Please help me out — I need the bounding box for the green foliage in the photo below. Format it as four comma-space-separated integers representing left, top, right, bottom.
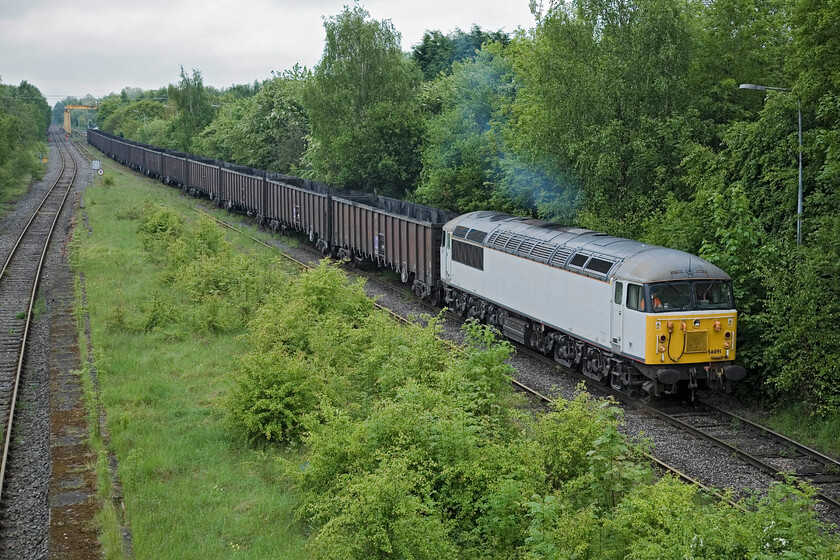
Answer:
302, 5, 423, 197
100, 99, 167, 139
412, 25, 511, 80
505, 0, 697, 238
168, 66, 215, 152
308, 458, 457, 560
414, 45, 530, 215
136, 203, 184, 261
760, 214, 840, 415
0, 80, 49, 195
194, 67, 310, 173
225, 350, 322, 445
136, 203, 278, 333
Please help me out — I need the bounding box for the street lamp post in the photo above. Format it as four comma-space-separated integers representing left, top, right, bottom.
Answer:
739, 83, 803, 245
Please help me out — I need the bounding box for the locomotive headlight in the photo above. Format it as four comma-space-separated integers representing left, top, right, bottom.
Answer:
714, 320, 721, 331
693, 319, 700, 329
658, 334, 667, 343
724, 331, 732, 339
658, 344, 666, 353
724, 341, 731, 349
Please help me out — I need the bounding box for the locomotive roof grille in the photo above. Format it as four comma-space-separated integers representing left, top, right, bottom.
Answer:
569, 253, 589, 268
453, 225, 469, 239
518, 239, 538, 257
466, 229, 489, 243
550, 248, 572, 268
507, 234, 528, 252
530, 242, 556, 262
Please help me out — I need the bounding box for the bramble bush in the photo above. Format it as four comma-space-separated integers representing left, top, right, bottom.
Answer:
135, 203, 280, 333
225, 254, 840, 559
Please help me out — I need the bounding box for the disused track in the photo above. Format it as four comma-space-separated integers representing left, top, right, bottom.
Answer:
0, 131, 77, 505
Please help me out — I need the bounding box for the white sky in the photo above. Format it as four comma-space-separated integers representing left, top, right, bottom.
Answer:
0, 0, 536, 102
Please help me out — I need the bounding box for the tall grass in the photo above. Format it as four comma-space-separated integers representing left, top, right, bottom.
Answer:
74, 165, 309, 559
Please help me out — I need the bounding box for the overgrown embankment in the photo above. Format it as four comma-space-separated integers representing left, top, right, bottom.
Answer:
76, 166, 839, 559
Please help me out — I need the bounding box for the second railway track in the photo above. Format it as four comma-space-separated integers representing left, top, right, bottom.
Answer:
0, 130, 77, 505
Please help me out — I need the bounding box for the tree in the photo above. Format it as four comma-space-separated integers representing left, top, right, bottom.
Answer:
101, 99, 167, 139
168, 67, 214, 152
302, 5, 423, 197
0, 79, 48, 194
505, 0, 696, 237
687, 0, 791, 145
414, 45, 529, 215
195, 68, 310, 173
412, 25, 510, 81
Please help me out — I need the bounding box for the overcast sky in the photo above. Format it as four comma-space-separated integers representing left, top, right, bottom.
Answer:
0, 0, 536, 103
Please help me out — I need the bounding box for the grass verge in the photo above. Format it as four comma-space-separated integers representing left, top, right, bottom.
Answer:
759, 403, 840, 459
73, 160, 310, 559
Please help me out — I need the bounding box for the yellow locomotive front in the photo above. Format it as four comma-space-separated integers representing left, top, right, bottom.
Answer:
638, 280, 745, 393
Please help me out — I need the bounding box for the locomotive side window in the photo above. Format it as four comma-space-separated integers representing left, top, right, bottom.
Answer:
614, 282, 623, 305
627, 284, 644, 311
452, 240, 484, 270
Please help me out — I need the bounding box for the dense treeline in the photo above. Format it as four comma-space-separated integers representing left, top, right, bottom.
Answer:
0, 79, 50, 197
87, 0, 840, 416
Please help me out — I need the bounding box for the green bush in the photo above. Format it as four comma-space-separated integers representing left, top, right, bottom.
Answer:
137, 203, 184, 262
225, 350, 322, 445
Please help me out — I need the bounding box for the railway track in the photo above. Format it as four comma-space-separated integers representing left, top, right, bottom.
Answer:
78, 136, 840, 519
0, 131, 76, 505
642, 399, 840, 511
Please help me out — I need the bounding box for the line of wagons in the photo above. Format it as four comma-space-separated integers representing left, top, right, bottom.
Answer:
86, 129, 454, 302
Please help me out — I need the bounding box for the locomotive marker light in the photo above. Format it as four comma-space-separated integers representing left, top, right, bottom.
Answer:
739, 83, 803, 244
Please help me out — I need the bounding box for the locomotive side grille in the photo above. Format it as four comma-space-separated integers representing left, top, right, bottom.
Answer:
491, 232, 512, 250
685, 331, 708, 353
504, 234, 527, 252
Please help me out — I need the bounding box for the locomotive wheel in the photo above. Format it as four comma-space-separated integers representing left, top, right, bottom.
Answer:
553, 336, 575, 369
431, 288, 442, 307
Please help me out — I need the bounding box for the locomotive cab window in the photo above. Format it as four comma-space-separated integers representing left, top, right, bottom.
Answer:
627, 284, 644, 311
694, 281, 734, 310
647, 281, 733, 312
614, 282, 623, 305
649, 282, 691, 312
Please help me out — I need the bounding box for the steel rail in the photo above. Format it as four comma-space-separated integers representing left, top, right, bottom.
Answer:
0, 131, 77, 503
636, 400, 840, 512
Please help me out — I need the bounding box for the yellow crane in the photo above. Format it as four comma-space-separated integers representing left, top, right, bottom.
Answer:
63, 104, 98, 134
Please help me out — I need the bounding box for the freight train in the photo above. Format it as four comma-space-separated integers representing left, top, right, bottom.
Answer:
86, 129, 745, 397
